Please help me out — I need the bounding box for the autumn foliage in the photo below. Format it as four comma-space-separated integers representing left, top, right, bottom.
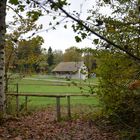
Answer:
128, 80, 140, 90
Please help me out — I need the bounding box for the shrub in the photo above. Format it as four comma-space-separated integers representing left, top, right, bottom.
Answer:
96, 51, 140, 138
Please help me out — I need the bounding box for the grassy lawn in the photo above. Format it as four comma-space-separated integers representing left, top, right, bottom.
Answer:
18, 96, 99, 108
7, 75, 99, 112
25, 74, 99, 84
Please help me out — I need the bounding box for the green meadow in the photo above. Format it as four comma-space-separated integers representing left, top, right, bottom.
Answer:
7, 75, 99, 111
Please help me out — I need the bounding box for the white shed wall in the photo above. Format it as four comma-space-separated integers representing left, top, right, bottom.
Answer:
53, 64, 88, 80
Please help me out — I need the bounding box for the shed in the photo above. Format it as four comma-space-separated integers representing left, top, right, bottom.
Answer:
52, 61, 88, 80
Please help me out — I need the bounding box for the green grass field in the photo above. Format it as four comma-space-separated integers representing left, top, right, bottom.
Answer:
7, 75, 99, 112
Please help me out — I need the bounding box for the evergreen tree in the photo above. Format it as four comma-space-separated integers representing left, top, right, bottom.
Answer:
47, 47, 54, 67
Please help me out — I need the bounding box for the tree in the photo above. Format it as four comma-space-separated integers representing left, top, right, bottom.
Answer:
65, 0, 140, 137
5, 35, 17, 92
4, 14, 43, 93
47, 47, 54, 73
37, 52, 48, 74
96, 51, 140, 136
63, 47, 82, 62
87, 0, 140, 57
17, 36, 44, 74
0, 0, 44, 117
82, 48, 97, 76
47, 47, 54, 67
53, 49, 63, 65
0, 0, 7, 118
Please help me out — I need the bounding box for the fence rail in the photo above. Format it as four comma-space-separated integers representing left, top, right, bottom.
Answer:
8, 83, 98, 86
6, 93, 96, 121
7, 82, 97, 121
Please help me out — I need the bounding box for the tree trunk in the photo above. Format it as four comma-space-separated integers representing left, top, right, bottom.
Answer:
0, 0, 7, 118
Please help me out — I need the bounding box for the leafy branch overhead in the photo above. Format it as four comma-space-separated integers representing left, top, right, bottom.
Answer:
7, 0, 140, 61
9, 0, 19, 5
8, 0, 140, 61
47, 0, 140, 61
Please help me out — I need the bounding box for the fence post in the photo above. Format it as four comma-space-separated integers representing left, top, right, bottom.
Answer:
25, 96, 28, 112
16, 83, 19, 93
67, 96, 71, 119
56, 97, 61, 121
16, 83, 19, 116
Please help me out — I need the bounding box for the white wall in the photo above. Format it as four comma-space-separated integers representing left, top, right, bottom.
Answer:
54, 64, 88, 80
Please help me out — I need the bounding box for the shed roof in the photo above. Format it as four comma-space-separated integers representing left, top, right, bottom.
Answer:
52, 62, 84, 72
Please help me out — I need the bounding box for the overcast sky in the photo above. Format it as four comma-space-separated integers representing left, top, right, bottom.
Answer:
36, 0, 95, 52
6, 0, 109, 52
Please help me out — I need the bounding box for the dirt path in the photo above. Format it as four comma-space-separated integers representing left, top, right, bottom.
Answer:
0, 108, 118, 140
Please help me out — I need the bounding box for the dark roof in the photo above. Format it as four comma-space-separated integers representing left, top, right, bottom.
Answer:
52, 62, 84, 72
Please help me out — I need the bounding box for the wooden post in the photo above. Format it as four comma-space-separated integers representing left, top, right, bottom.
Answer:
16, 83, 19, 93
67, 96, 71, 119
16, 95, 19, 116
25, 96, 28, 112
56, 97, 61, 121
16, 83, 19, 116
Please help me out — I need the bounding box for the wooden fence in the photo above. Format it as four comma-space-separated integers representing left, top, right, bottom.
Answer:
6, 93, 95, 121
7, 83, 97, 121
